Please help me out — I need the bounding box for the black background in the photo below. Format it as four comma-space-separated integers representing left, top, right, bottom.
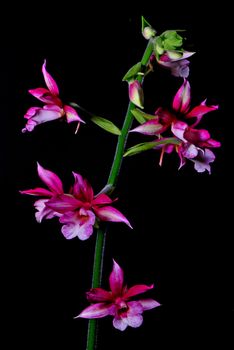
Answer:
2, 2, 232, 349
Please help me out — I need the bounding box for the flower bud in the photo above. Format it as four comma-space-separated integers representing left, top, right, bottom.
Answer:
143, 26, 156, 40
128, 81, 144, 109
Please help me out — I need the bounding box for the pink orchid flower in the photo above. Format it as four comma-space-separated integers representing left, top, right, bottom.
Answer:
22, 60, 84, 133
132, 79, 219, 135
131, 79, 220, 173
76, 260, 160, 331
20, 164, 131, 240
46, 173, 132, 240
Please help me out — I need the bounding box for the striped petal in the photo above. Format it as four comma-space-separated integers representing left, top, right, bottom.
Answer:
37, 163, 64, 194
186, 99, 219, 126
86, 288, 113, 302
28, 88, 61, 105
93, 206, 132, 228
109, 260, 124, 296
46, 194, 83, 213
42, 60, 59, 96
123, 284, 154, 299
20, 187, 53, 197
139, 298, 161, 310
172, 79, 191, 113
131, 119, 164, 135
72, 172, 94, 203
92, 193, 113, 206
75, 303, 115, 319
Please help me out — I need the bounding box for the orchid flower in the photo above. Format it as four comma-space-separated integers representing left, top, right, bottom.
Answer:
131, 79, 220, 173
22, 60, 84, 133
46, 172, 132, 240
76, 260, 160, 331
20, 164, 132, 240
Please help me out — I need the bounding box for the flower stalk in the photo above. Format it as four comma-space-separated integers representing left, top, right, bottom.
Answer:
86, 40, 154, 350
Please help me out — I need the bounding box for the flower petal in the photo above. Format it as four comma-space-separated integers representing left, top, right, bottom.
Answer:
191, 149, 215, 174
127, 301, 144, 314
42, 60, 59, 96
183, 127, 210, 145
109, 260, 124, 296
186, 99, 219, 126
123, 284, 154, 300
37, 163, 64, 194
126, 314, 143, 328
22, 106, 63, 132
199, 138, 221, 148
171, 121, 188, 141
138, 298, 161, 310
94, 206, 132, 228
60, 209, 95, 240
28, 88, 61, 105
24, 107, 41, 119
158, 52, 193, 78
128, 81, 144, 109
181, 143, 198, 159
64, 105, 85, 123
130, 119, 164, 135
166, 50, 195, 61
46, 194, 83, 213
34, 199, 61, 223
72, 172, 94, 202
172, 79, 191, 113
20, 187, 53, 197
86, 288, 113, 302
178, 145, 186, 170
168, 60, 190, 78
75, 303, 115, 319
113, 316, 128, 331
92, 193, 113, 206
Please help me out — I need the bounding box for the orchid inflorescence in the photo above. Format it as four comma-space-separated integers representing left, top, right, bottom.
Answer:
20, 17, 220, 348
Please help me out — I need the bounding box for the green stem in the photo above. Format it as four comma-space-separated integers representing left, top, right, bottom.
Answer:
86, 228, 106, 350
108, 40, 153, 187
86, 39, 154, 350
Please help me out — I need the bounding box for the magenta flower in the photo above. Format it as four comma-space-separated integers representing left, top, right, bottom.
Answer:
76, 260, 160, 331
131, 79, 220, 173
20, 164, 132, 240
22, 60, 84, 133
46, 172, 132, 240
